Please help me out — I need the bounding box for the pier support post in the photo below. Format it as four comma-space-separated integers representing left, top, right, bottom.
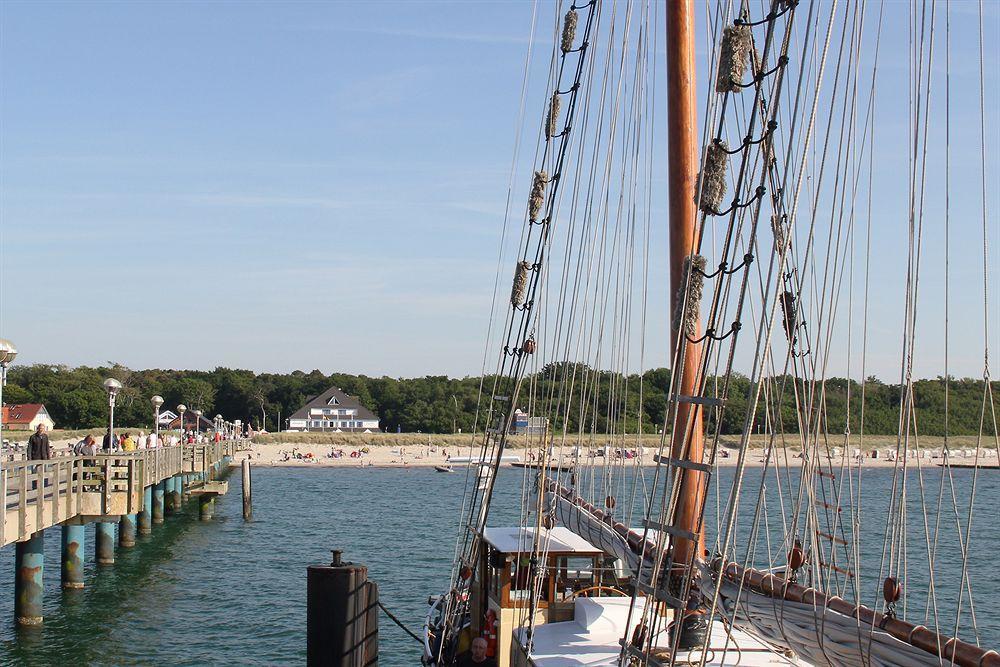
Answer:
138, 486, 152, 535
95, 522, 115, 566
242, 458, 252, 521
199, 495, 214, 521
15, 531, 44, 625
307, 550, 379, 666
119, 514, 136, 548
163, 477, 176, 516
61, 525, 85, 589
152, 481, 165, 524
173, 474, 184, 507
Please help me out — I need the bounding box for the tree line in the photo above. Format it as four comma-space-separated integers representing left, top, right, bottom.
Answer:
2, 363, 996, 436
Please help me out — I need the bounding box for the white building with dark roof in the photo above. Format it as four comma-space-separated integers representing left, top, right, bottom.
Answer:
287, 387, 380, 433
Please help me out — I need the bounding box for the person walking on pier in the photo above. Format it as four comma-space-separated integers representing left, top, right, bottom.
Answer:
74, 435, 97, 479
27, 424, 51, 460
72, 435, 96, 456
122, 432, 136, 451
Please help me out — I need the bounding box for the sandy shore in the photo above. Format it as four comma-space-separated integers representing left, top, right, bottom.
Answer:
7, 433, 996, 470
224, 442, 999, 470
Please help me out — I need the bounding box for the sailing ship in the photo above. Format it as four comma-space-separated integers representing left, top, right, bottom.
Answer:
424, 0, 999, 665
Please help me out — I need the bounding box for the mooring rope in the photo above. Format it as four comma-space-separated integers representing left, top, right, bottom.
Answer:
377, 600, 423, 645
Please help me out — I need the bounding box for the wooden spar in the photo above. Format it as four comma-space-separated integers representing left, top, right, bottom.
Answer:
666, 0, 706, 571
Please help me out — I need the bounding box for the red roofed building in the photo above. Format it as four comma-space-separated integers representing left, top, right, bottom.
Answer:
1, 404, 55, 431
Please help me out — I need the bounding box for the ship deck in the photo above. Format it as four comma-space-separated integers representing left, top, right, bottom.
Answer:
521, 597, 800, 666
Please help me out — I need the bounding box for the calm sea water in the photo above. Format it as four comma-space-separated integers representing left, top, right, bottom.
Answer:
0, 465, 996, 666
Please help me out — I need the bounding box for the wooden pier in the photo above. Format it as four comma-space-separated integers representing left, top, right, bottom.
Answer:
1, 441, 244, 625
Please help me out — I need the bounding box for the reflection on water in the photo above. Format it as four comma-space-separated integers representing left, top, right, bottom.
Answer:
0, 465, 995, 665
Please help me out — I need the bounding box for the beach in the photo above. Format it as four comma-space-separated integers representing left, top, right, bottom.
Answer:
227, 439, 999, 470
7, 431, 996, 470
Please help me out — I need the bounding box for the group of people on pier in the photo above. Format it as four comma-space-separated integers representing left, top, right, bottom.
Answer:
20, 423, 226, 462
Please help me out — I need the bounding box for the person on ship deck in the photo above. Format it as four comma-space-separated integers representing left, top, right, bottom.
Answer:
455, 637, 496, 667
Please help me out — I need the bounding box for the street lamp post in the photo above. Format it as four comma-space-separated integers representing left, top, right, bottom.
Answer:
151, 395, 164, 446
177, 404, 187, 443
103, 379, 122, 451
193, 409, 203, 439
99, 378, 123, 561
0, 339, 18, 453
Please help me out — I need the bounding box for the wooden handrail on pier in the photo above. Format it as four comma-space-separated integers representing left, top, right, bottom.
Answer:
1, 441, 237, 548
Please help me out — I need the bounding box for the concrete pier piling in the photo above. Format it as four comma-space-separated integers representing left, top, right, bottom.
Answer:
242, 458, 253, 521
173, 474, 184, 508
15, 532, 44, 626
199, 496, 214, 521
152, 481, 165, 524
61, 525, 85, 589
164, 477, 176, 516
138, 486, 153, 536
95, 522, 115, 566
119, 514, 136, 548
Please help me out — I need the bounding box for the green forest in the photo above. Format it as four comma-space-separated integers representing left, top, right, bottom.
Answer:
2, 363, 997, 436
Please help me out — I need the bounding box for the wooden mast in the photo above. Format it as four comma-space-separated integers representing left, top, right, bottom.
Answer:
666, 0, 706, 584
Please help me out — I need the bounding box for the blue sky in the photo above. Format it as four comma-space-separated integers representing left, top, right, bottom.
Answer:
0, 1, 997, 381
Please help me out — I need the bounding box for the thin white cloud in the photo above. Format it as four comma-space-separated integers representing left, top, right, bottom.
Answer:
293, 23, 537, 46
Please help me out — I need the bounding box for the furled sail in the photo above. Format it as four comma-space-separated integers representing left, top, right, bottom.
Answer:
545, 478, 654, 577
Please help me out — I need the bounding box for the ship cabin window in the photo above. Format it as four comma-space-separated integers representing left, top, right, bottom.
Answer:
480, 527, 603, 610
554, 556, 597, 599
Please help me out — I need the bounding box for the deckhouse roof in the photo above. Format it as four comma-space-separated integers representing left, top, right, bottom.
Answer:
483, 527, 602, 556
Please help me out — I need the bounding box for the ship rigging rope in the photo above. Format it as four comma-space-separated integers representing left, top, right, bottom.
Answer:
952, 0, 996, 650
628, 0, 808, 656
701, 1, 853, 664
440, 1, 604, 659
712, 2, 993, 665
873, 0, 939, 646
518, 0, 631, 648
454, 0, 998, 665
735, 6, 880, 657
715, 4, 877, 665
626, 0, 811, 660
451, 0, 542, 581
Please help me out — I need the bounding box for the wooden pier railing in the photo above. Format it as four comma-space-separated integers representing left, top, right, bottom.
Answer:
1, 441, 237, 548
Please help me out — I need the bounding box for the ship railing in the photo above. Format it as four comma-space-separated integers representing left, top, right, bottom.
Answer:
422, 592, 446, 664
